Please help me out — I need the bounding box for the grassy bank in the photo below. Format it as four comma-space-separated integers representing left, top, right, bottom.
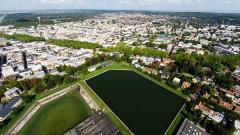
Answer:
82, 62, 186, 99
80, 81, 133, 135
80, 62, 186, 135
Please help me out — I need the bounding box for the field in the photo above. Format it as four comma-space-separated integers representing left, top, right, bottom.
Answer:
17, 91, 92, 135
86, 70, 185, 135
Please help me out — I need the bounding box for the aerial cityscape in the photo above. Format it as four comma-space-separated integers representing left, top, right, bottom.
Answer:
0, 0, 240, 135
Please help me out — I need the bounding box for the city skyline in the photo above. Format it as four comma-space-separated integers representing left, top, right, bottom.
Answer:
0, 0, 240, 13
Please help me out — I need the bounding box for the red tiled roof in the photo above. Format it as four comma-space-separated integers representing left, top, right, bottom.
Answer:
235, 105, 240, 112
219, 100, 233, 110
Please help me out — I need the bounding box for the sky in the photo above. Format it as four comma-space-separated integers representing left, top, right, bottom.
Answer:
0, 0, 240, 13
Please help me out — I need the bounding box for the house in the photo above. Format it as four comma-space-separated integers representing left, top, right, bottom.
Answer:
209, 111, 224, 123
134, 64, 141, 69
235, 105, 240, 113
189, 94, 197, 100
31, 64, 43, 73
173, 77, 181, 85
88, 65, 98, 72
203, 92, 210, 99
226, 91, 235, 100
192, 76, 201, 83
143, 67, 153, 74
32, 71, 45, 79
3, 87, 22, 100
0, 97, 21, 121
219, 99, 233, 110
182, 81, 191, 89
195, 102, 210, 115
234, 120, 240, 129
87, 61, 113, 72
1, 66, 18, 78
233, 85, 240, 96
195, 102, 224, 123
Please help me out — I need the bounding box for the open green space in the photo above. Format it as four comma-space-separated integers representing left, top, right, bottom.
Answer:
0, 82, 78, 135
17, 91, 92, 135
3, 62, 185, 135
86, 70, 185, 135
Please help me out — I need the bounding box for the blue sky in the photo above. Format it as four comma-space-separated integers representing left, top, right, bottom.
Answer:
0, 0, 240, 12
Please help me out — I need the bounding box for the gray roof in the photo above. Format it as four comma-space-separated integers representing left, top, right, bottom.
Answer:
65, 111, 121, 135
4, 87, 20, 96
0, 97, 20, 119
177, 119, 209, 135
99, 61, 113, 67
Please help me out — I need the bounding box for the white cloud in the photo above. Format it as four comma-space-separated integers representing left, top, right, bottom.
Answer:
35, 0, 85, 5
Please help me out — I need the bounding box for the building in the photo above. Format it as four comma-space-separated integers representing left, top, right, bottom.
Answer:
234, 120, 240, 129
37, 17, 41, 26
3, 87, 22, 100
182, 81, 191, 89
195, 102, 224, 123
22, 52, 28, 70
0, 97, 21, 121
192, 76, 201, 83
173, 77, 181, 85
1, 66, 17, 78
219, 99, 233, 110
87, 65, 98, 72
235, 105, 240, 113
65, 111, 121, 135
176, 119, 209, 135
87, 61, 113, 72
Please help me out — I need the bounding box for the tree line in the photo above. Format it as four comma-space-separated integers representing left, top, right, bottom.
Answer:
47, 39, 100, 49
0, 33, 45, 43
0, 33, 100, 49
101, 45, 169, 58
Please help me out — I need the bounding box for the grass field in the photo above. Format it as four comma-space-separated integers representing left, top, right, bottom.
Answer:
0, 82, 78, 135
17, 91, 92, 135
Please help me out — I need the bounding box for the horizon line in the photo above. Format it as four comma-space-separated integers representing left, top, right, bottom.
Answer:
0, 8, 240, 14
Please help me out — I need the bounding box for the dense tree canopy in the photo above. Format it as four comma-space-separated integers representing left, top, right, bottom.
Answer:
0, 33, 45, 42
48, 39, 100, 49
101, 45, 169, 58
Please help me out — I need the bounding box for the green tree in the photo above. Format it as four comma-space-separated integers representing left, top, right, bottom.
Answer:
0, 86, 6, 97
21, 93, 36, 103
63, 76, 76, 85
33, 80, 47, 93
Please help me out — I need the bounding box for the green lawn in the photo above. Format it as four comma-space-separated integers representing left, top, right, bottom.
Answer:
17, 91, 92, 135
0, 82, 78, 135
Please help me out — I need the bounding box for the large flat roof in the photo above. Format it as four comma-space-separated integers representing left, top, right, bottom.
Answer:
176, 119, 209, 135
65, 111, 121, 135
